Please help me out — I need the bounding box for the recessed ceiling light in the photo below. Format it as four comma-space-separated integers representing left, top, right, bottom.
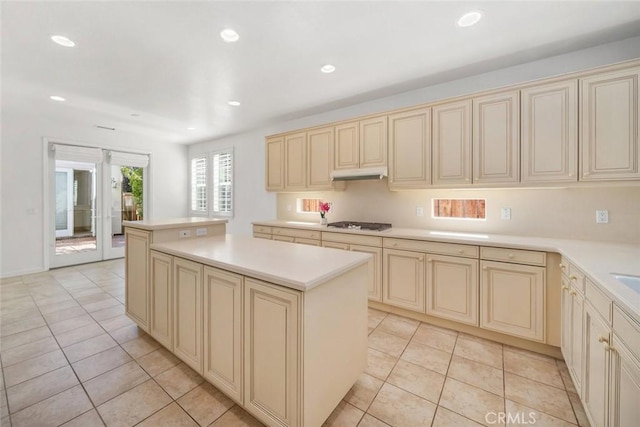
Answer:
187, 127, 196, 130
227, 100, 241, 107
51, 35, 75, 47
49, 95, 66, 102
457, 11, 483, 27
320, 64, 336, 74
220, 29, 239, 43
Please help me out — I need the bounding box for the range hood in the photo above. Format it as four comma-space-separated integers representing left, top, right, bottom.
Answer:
330, 166, 388, 181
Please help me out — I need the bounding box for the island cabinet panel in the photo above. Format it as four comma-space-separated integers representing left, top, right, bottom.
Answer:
307, 126, 334, 190
244, 278, 300, 427
580, 67, 640, 181
125, 228, 150, 331
582, 303, 611, 427
265, 136, 285, 191
480, 261, 545, 342
173, 257, 203, 374
472, 91, 520, 184
284, 132, 307, 190
383, 248, 425, 312
149, 251, 173, 350
388, 107, 431, 189
521, 80, 578, 183
203, 267, 243, 404
334, 121, 359, 170
360, 116, 387, 168
432, 99, 472, 186
426, 254, 478, 326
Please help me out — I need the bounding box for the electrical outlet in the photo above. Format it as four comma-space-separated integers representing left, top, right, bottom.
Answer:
416, 207, 424, 217
196, 228, 207, 236
596, 210, 609, 224
179, 229, 191, 238
501, 207, 511, 220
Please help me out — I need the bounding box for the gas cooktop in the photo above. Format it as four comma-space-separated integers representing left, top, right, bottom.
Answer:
326, 221, 392, 231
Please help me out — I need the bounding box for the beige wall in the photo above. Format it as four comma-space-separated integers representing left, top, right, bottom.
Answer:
277, 181, 640, 244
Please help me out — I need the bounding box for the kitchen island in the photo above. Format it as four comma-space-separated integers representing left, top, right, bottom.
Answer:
128, 232, 372, 427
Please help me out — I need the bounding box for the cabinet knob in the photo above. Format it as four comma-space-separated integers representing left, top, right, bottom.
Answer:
483, 266, 487, 271
559, 263, 567, 270
418, 256, 424, 262
569, 275, 578, 282
569, 172, 574, 177
458, 249, 464, 254
427, 258, 432, 263
569, 290, 577, 296
561, 285, 569, 292
392, 243, 397, 247
508, 254, 514, 259
598, 336, 612, 351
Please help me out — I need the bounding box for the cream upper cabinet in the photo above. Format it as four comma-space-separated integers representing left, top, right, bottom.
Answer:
307, 127, 334, 190
582, 302, 611, 427
125, 228, 150, 332
480, 260, 545, 342
149, 251, 173, 350
360, 116, 387, 167
284, 132, 307, 190
426, 254, 478, 326
173, 257, 203, 374
203, 267, 243, 404
265, 136, 285, 191
244, 278, 300, 427
388, 107, 431, 189
580, 68, 640, 181
383, 248, 425, 312
432, 100, 472, 186
473, 91, 520, 184
521, 80, 578, 183
334, 121, 359, 170
351, 244, 382, 302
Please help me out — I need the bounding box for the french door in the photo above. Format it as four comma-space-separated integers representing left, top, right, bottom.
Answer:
48, 142, 148, 268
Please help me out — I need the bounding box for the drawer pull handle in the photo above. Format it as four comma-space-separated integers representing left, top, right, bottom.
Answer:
559, 263, 567, 269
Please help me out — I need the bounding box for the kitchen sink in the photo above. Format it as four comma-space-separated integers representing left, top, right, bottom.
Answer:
611, 273, 640, 294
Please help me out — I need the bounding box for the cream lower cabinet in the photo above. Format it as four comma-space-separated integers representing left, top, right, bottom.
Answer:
480, 261, 545, 342
383, 248, 425, 312
173, 257, 203, 374
244, 278, 300, 427
125, 228, 151, 331
582, 302, 611, 427
203, 267, 243, 404
351, 245, 382, 302
560, 267, 585, 392
149, 251, 173, 350
426, 254, 478, 326
609, 333, 640, 427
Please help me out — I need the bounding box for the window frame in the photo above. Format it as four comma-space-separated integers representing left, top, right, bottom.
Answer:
189, 148, 234, 218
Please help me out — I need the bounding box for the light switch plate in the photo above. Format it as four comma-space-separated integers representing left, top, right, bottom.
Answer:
501, 207, 511, 220
596, 210, 609, 223
196, 228, 207, 236
416, 207, 424, 217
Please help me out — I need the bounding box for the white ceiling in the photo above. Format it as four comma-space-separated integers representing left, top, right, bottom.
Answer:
3, 1, 640, 145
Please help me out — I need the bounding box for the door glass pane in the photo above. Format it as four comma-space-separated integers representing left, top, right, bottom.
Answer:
55, 160, 97, 256
112, 166, 143, 249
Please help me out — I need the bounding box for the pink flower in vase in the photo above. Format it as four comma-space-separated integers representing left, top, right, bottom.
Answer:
319, 202, 331, 219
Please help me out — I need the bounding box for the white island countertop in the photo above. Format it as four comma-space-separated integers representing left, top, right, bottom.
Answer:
150, 234, 372, 292
253, 220, 640, 321
123, 217, 227, 231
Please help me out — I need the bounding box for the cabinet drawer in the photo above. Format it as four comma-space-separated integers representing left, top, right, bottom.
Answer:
253, 233, 272, 240
585, 279, 612, 325
321, 232, 382, 247
273, 235, 295, 243
272, 227, 320, 240
480, 247, 546, 266
253, 225, 272, 234
383, 238, 479, 258
294, 238, 321, 247
613, 304, 640, 360
322, 241, 350, 250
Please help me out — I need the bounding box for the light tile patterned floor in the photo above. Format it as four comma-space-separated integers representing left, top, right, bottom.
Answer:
0, 259, 590, 426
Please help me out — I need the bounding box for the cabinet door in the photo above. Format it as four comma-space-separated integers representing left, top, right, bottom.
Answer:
609, 334, 640, 427
480, 261, 545, 341
244, 279, 300, 427
149, 251, 173, 350
383, 248, 425, 312
426, 254, 478, 326
473, 91, 520, 184
351, 244, 383, 303
173, 257, 203, 373
265, 136, 285, 191
388, 108, 431, 189
203, 267, 243, 403
560, 276, 572, 363
582, 303, 611, 427
432, 100, 472, 186
284, 132, 307, 190
360, 116, 387, 167
580, 68, 640, 180
307, 127, 334, 190
522, 80, 578, 182
569, 286, 584, 392
334, 121, 359, 170
125, 228, 150, 331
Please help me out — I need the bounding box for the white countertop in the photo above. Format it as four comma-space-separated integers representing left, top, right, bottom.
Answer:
150, 234, 371, 292
253, 220, 640, 321
123, 217, 228, 231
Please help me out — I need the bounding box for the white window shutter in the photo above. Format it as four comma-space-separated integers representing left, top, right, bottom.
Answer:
191, 156, 208, 212
51, 144, 103, 163
108, 151, 149, 167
